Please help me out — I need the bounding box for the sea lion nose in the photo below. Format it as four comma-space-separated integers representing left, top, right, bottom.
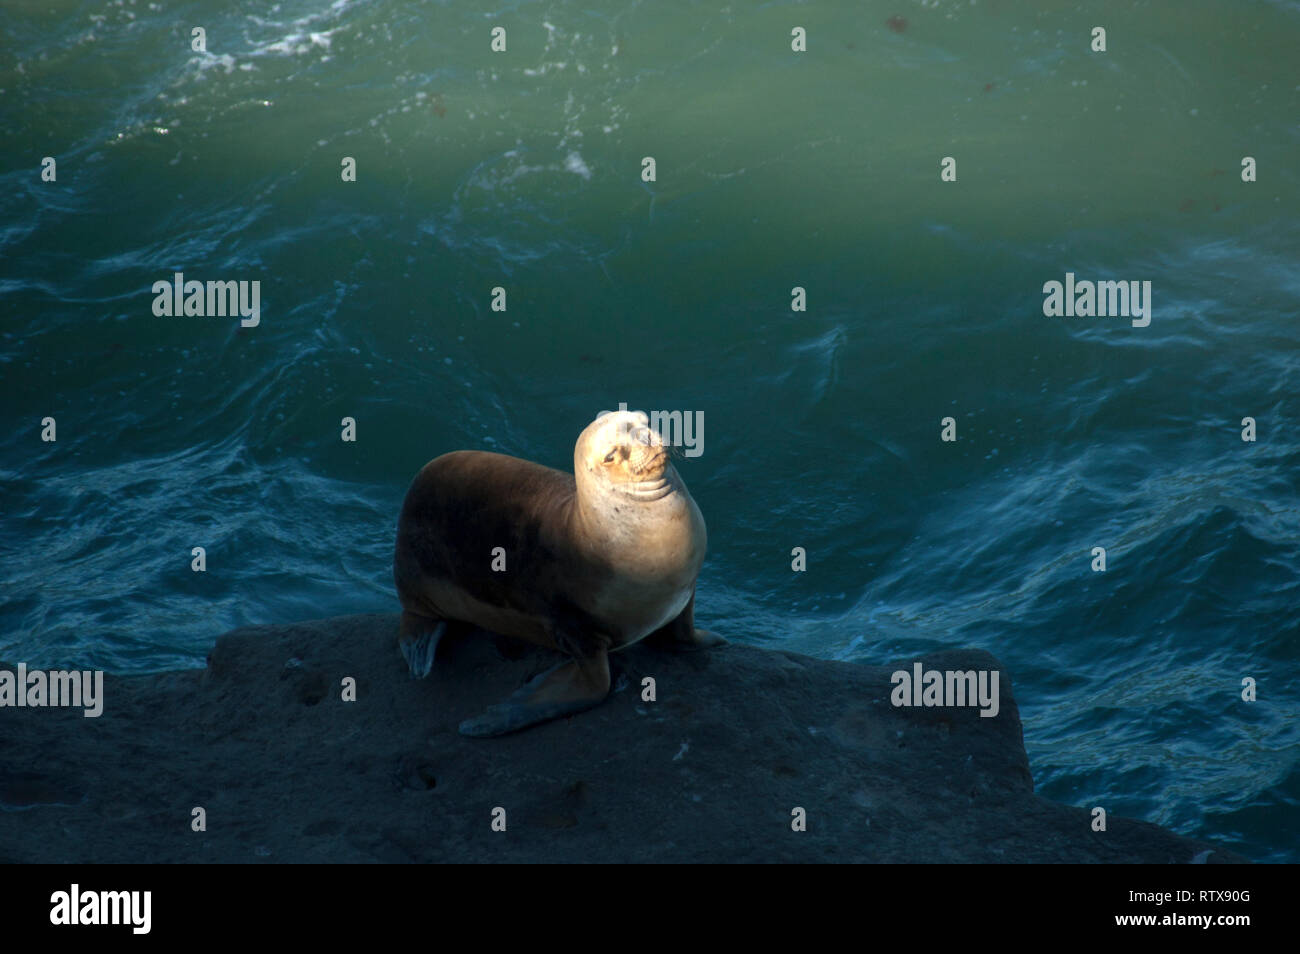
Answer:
635, 427, 654, 446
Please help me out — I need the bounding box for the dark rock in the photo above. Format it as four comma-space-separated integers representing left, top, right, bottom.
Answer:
0, 614, 1248, 862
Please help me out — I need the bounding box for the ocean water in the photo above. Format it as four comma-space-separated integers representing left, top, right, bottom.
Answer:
2, 0, 1297, 862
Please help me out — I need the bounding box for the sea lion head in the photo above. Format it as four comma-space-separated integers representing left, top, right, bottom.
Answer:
575, 409, 674, 502
572, 409, 706, 585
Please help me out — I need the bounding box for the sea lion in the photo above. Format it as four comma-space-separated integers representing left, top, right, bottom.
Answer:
393, 409, 725, 737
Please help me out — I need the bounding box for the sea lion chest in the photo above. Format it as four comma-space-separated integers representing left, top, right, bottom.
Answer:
573, 490, 706, 647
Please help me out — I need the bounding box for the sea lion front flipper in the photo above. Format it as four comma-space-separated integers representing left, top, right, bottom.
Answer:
645, 594, 728, 652
399, 613, 447, 679
689, 628, 728, 648
459, 651, 611, 738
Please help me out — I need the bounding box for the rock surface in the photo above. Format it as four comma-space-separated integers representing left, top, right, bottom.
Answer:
0, 614, 1246, 862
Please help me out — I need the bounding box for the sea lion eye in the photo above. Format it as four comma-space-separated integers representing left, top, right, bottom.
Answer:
604, 450, 617, 463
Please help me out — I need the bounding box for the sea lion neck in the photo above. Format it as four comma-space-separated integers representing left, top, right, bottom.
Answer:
573, 462, 686, 529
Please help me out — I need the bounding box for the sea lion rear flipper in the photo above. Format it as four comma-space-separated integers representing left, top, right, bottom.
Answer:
399, 614, 446, 679
459, 652, 611, 737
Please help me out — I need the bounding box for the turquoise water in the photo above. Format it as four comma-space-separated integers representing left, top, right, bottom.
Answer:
2, 0, 1297, 862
